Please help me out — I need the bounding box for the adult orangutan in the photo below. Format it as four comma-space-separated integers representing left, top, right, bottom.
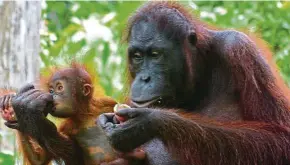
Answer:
0, 64, 118, 165
97, 2, 290, 165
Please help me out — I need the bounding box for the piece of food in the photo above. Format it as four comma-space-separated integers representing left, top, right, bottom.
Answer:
113, 104, 131, 122
1, 106, 16, 121
1, 93, 50, 122
0, 93, 17, 122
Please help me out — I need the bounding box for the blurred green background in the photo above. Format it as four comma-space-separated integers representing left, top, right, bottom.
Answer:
1, 1, 290, 164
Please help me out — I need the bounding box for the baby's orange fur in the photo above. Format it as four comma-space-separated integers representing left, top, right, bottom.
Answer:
1, 63, 118, 165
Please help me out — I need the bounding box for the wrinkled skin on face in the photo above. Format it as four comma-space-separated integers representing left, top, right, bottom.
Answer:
128, 21, 186, 108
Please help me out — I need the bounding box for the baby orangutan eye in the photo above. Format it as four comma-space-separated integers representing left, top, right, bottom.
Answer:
56, 83, 64, 92
58, 86, 63, 91
49, 88, 54, 94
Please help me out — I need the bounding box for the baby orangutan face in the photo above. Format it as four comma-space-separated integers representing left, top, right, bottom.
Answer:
48, 68, 93, 118
49, 78, 76, 118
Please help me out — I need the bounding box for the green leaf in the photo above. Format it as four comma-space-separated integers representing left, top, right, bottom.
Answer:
102, 42, 110, 66
0, 153, 14, 165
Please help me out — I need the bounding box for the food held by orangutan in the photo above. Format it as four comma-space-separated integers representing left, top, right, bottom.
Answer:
113, 104, 131, 122
1, 92, 50, 122
1, 106, 16, 121
0, 93, 16, 122
113, 104, 131, 112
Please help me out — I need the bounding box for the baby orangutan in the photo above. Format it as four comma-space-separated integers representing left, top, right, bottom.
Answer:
0, 64, 119, 165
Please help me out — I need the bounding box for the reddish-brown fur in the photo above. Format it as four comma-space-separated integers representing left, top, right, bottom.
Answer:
0, 90, 46, 165
40, 64, 118, 164
47, 63, 117, 135
124, 2, 290, 165
1, 64, 118, 165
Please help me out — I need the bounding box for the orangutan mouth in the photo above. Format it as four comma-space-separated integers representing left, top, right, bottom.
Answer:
131, 97, 163, 108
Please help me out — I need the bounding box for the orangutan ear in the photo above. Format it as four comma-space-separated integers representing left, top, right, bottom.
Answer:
188, 30, 197, 45
83, 84, 92, 96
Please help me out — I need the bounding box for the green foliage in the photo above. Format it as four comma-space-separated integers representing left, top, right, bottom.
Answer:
1, 1, 290, 163
40, 1, 290, 101
194, 1, 290, 85
0, 152, 14, 164
41, 1, 142, 101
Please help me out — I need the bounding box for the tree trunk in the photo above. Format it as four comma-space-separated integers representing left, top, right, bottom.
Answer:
0, 0, 41, 162
0, 1, 41, 88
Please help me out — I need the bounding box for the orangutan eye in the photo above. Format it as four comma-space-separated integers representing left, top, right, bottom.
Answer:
131, 51, 143, 63
151, 49, 163, 58
133, 52, 142, 59
152, 51, 160, 57
58, 86, 63, 91
152, 51, 158, 54
49, 88, 54, 94
56, 83, 64, 92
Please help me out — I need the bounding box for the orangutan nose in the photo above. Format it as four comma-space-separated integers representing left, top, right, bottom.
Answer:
140, 74, 151, 83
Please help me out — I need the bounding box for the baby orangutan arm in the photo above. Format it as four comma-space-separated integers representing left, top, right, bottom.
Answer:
6, 84, 80, 165
0, 92, 52, 165
18, 132, 52, 165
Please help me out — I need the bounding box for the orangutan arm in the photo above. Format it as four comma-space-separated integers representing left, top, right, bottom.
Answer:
157, 113, 290, 165
18, 132, 52, 165
100, 109, 290, 165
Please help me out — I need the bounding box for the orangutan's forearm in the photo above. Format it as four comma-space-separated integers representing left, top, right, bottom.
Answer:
18, 132, 51, 165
